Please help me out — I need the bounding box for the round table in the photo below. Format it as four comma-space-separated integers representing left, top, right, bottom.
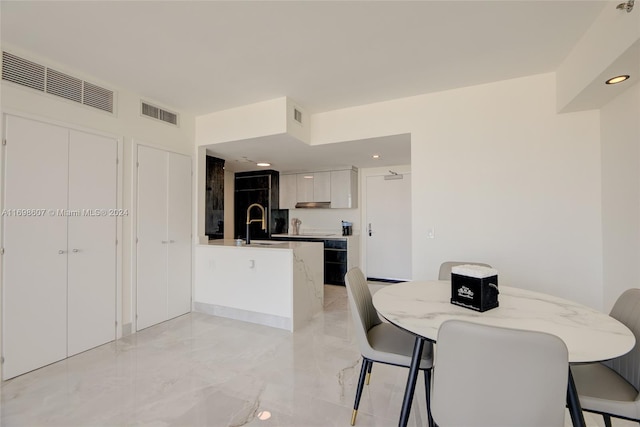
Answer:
372, 281, 635, 427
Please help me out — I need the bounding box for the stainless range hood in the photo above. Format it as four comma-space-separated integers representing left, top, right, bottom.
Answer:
295, 201, 331, 209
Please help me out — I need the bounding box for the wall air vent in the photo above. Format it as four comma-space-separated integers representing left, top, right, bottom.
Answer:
293, 108, 303, 124
46, 68, 82, 103
2, 51, 45, 92
2, 51, 115, 114
141, 101, 178, 126
83, 81, 114, 113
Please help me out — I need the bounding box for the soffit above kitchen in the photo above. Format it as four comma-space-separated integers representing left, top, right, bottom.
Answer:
0, 1, 607, 116
206, 133, 411, 174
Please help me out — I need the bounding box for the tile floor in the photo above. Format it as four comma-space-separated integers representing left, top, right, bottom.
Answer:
0, 284, 633, 427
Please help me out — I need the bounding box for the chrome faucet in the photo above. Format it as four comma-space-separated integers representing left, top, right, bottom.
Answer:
245, 203, 266, 244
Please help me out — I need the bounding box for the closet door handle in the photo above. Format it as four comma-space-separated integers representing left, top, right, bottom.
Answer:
161, 240, 169, 244
169, 240, 175, 244
58, 250, 66, 254
72, 249, 80, 253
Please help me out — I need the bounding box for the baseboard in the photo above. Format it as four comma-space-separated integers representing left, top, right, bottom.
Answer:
121, 322, 132, 337
193, 302, 292, 331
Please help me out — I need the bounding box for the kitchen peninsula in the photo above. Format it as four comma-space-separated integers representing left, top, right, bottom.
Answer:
194, 240, 324, 331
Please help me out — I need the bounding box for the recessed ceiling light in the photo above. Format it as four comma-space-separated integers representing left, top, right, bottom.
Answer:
257, 411, 271, 421
256, 162, 271, 167
605, 75, 630, 85
372, 154, 380, 159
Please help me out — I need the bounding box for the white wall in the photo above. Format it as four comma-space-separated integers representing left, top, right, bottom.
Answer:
600, 81, 640, 312
286, 98, 310, 144
1, 60, 196, 333
313, 73, 604, 308
195, 97, 287, 145
419, 76, 602, 307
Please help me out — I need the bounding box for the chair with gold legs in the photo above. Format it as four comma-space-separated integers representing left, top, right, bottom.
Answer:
572, 288, 640, 427
345, 267, 434, 426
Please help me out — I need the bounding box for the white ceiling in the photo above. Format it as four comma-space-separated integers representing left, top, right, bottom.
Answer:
1, 0, 608, 172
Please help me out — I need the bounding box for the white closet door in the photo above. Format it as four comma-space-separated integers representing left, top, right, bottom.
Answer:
167, 152, 192, 319
136, 145, 169, 330
2, 115, 69, 379
67, 130, 117, 356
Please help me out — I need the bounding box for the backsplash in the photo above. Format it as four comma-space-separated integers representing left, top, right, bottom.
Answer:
286, 208, 359, 235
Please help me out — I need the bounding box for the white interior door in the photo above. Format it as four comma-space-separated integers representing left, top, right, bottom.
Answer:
67, 130, 117, 356
365, 173, 412, 281
2, 115, 69, 379
167, 152, 192, 319
137, 145, 169, 330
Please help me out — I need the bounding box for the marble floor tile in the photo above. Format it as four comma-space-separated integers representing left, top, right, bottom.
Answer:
0, 284, 636, 427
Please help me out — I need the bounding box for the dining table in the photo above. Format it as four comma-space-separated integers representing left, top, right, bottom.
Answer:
372, 280, 636, 427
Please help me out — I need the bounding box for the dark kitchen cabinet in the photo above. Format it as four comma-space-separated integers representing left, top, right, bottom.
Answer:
205, 156, 225, 239
270, 237, 349, 286
234, 170, 288, 240
324, 240, 348, 285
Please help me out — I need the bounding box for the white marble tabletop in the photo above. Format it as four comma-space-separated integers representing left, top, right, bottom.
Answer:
372, 281, 635, 363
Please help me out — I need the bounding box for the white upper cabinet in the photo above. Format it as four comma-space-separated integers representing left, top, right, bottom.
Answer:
279, 173, 298, 209
280, 168, 358, 209
331, 169, 358, 208
296, 171, 330, 202
296, 173, 314, 202
313, 171, 331, 202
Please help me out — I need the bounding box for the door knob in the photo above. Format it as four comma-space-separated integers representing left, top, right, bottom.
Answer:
368, 223, 373, 236
72, 249, 79, 253
58, 250, 65, 254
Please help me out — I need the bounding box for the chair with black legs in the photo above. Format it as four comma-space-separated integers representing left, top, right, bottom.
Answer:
431, 320, 568, 427
572, 288, 640, 427
344, 267, 434, 426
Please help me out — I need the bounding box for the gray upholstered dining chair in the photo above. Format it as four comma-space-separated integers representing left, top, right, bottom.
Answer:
344, 267, 434, 426
431, 320, 568, 427
438, 261, 492, 280
571, 288, 640, 427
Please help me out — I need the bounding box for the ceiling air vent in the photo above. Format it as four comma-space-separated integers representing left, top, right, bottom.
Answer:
2, 51, 114, 114
2, 51, 45, 92
141, 101, 178, 126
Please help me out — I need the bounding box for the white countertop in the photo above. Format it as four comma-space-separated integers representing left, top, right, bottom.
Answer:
201, 239, 322, 250
271, 233, 352, 239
